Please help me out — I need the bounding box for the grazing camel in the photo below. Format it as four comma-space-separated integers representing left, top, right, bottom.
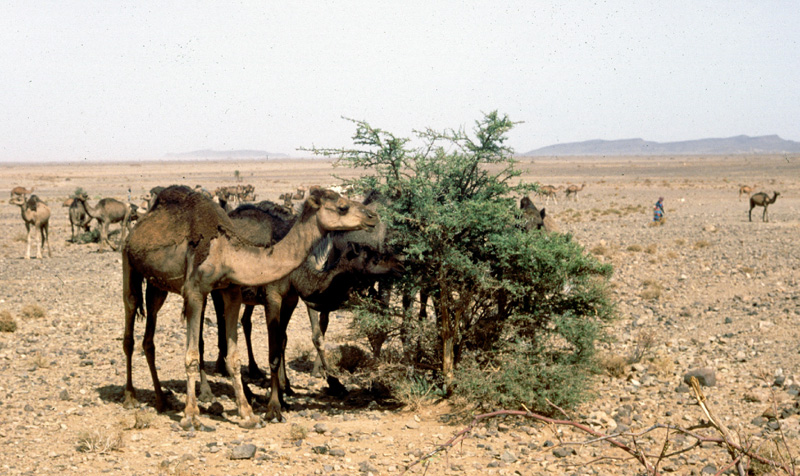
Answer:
122, 185, 378, 429
10, 194, 51, 259
203, 201, 400, 422
738, 185, 754, 201
749, 191, 780, 222
10, 186, 34, 199
520, 196, 546, 231
565, 183, 586, 202
536, 185, 561, 205
72, 194, 131, 250
68, 198, 93, 242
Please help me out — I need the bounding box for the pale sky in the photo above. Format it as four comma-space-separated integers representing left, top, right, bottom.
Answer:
1, 1, 799, 162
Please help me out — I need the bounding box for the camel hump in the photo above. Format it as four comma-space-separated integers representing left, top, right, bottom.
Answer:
26, 195, 41, 211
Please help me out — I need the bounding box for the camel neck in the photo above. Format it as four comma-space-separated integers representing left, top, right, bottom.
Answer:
224, 216, 323, 287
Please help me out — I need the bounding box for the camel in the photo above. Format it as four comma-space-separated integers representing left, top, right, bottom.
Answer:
565, 183, 586, 202
68, 197, 92, 242
520, 196, 546, 231
749, 191, 780, 222
121, 185, 378, 429
72, 194, 131, 250
536, 185, 561, 205
202, 200, 400, 422
738, 185, 754, 201
10, 186, 34, 199
10, 194, 51, 259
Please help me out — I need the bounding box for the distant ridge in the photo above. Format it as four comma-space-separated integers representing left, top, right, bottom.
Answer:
524, 135, 800, 156
164, 149, 289, 159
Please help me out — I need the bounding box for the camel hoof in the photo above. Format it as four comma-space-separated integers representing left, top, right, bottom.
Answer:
122, 394, 139, 410
239, 415, 262, 429
179, 415, 202, 431
248, 365, 267, 381
264, 405, 283, 424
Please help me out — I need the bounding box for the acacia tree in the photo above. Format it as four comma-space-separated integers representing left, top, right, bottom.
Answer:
310, 112, 613, 410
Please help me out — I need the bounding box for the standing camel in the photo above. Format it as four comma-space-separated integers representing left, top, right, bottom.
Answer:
203, 200, 400, 422
72, 194, 131, 250
121, 185, 378, 429
68, 198, 92, 242
10, 186, 34, 200
10, 194, 51, 259
738, 185, 754, 201
565, 183, 586, 202
749, 191, 780, 222
536, 185, 561, 205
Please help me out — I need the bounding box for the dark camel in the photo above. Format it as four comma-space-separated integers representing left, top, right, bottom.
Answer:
121, 186, 378, 429
203, 201, 400, 422
68, 198, 92, 242
520, 196, 546, 231
72, 194, 131, 250
10, 194, 51, 259
749, 191, 779, 222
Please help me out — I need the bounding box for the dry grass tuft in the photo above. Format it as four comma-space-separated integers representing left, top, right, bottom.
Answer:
76, 428, 123, 454
0, 310, 17, 332
590, 244, 610, 256
640, 280, 663, 301
739, 266, 756, 275
289, 423, 308, 441
627, 330, 657, 364
20, 304, 46, 320
644, 244, 658, 254
674, 238, 686, 246
133, 410, 155, 429
29, 352, 50, 370
693, 240, 711, 249
598, 353, 627, 378
626, 244, 643, 252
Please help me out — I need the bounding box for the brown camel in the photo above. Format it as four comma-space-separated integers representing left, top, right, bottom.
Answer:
738, 185, 754, 201
520, 196, 546, 231
202, 200, 399, 422
10, 194, 51, 259
68, 197, 93, 242
10, 186, 34, 199
72, 194, 131, 250
749, 191, 780, 222
121, 185, 378, 429
565, 183, 586, 202
536, 185, 561, 205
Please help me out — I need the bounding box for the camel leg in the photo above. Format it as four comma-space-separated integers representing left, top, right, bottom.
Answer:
24, 223, 32, 260
219, 287, 260, 428
309, 308, 347, 396
209, 290, 229, 375
197, 297, 214, 403
143, 284, 169, 412
277, 293, 298, 395
264, 288, 287, 422
749, 205, 754, 222
122, 257, 143, 409
180, 286, 205, 430
241, 304, 265, 380
42, 223, 51, 258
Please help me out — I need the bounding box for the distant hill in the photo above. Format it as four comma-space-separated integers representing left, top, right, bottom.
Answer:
164, 149, 289, 159
524, 135, 800, 156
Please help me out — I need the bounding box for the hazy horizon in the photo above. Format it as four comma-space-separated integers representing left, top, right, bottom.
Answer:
2, 1, 799, 162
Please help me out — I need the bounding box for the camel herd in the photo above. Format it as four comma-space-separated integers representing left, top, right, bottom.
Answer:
4, 179, 786, 429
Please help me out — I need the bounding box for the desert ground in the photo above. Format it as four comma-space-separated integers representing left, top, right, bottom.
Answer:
0, 155, 799, 476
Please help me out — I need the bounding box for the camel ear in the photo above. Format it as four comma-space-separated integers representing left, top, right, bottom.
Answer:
540, 208, 546, 219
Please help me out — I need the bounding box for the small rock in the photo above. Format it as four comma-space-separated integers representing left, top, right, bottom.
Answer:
683, 368, 716, 387
206, 402, 224, 416
358, 460, 379, 473
59, 389, 70, 401
313, 423, 329, 434
404, 420, 420, 430
499, 450, 517, 463
552, 446, 576, 458
230, 443, 257, 460
329, 448, 346, 457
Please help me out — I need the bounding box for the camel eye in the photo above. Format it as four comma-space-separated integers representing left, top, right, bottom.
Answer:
337, 204, 350, 214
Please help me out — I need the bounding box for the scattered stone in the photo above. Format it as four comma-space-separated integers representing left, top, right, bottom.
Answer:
499, 450, 517, 463
358, 460, 379, 473
206, 401, 224, 416
230, 443, 257, 460
552, 446, 576, 458
404, 420, 420, 430
683, 368, 716, 387
314, 423, 329, 434
59, 389, 70, 401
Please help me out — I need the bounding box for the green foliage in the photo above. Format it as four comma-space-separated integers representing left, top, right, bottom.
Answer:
71, 187, 87, 198
311, 112, 614, 413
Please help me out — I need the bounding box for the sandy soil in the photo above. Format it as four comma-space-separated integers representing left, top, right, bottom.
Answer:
0, 155, 799, 475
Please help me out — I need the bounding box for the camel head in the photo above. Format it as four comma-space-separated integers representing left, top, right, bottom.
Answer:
301, 188, 379, 233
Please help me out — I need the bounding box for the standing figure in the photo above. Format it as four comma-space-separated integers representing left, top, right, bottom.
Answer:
653, 197, 665, 222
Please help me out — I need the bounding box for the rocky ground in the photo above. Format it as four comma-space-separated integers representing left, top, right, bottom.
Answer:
0, 156, 799, 476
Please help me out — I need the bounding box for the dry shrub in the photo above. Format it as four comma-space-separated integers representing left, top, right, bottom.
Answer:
329, 344, 373, 374
648, 354, 675, 377
674, 238, 686, 246
20, 304, 46, 320
29, 352, 50, 370
693, 240, 711, 249
76, 428, 123, 454
665, 251, 679, 259
627, 330, 657, 364
288, 423, 308, 441
590, 244, 609, 256
598, 353, 627, 378
644, 244, 658, 254
133, 410, 155, 429
0, 310, 17, 332
740, 266, 756, 275
640, 281, 663, 301
626, 244, 643, 252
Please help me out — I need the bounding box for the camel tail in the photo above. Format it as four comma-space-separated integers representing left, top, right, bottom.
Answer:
122, 255, 146, 321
